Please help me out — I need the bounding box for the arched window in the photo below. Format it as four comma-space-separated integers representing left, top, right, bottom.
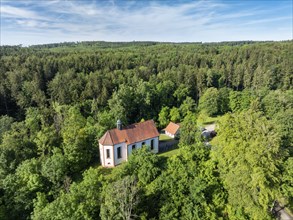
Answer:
106, 149, 110, 158
117, 147, 122, 159
132, 144, 136, 150
150, 139, 154, 150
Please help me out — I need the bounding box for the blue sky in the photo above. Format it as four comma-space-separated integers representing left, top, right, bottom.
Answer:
1, 0, 292, 45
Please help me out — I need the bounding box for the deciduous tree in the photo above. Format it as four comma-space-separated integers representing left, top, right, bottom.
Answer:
212, 110, 284, 219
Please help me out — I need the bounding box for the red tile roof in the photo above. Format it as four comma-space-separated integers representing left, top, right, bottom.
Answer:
99, 120, 159, 146
164, 122, 180, 135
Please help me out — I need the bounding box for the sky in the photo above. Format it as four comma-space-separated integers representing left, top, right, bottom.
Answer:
0, 0, 292, 46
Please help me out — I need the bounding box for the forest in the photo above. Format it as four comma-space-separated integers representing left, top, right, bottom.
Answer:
0, 41, 292, 219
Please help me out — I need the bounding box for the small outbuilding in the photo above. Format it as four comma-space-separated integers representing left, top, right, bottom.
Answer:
164, 122, 180, 139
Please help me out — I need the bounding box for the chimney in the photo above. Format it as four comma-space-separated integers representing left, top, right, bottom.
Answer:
117, 119, 122, 130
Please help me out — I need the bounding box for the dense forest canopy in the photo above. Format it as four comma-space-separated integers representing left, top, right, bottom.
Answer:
0, 41, 292, 219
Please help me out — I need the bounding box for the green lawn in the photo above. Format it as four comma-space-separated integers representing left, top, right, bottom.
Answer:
159, 134, 173, 141
197, 113, 222, 126
159, 148, 180, 158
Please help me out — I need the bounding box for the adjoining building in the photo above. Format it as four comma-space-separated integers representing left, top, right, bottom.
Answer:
164, 122, 180, 139
99, 119, 160, 167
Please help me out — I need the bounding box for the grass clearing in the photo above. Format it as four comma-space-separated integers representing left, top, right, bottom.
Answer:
159, 134, 173, 142
197, 113, 222, 127
159, 148, 180, 158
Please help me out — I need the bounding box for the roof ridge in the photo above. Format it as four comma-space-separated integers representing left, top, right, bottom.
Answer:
108, 130, 114, 145
165, 121, 180, 135
99, 119, 159, 146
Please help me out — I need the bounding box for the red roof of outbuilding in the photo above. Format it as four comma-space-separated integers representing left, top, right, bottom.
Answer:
164, 122, 180, 135
99, 120, 159, 146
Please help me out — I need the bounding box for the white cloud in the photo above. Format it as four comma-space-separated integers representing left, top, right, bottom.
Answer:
0, 5, 47, 20
243, 16, 292, 25
16, 19, 49, 28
